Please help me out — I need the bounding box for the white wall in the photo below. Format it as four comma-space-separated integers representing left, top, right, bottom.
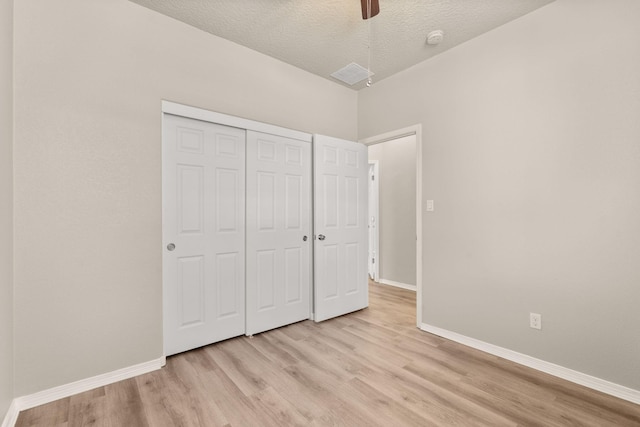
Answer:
0, 0, 14, 417
13, 0, 357, 396
359, 0, 640, 391
368, 136, 416, 286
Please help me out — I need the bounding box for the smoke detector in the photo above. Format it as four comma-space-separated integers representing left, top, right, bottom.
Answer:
427, 30, 444, 45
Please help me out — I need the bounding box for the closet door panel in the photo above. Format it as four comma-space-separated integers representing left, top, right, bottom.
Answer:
163, 114, 246, 356
313, 134, 368, 322
285, 247, 302, 304
246, 131, 311, 336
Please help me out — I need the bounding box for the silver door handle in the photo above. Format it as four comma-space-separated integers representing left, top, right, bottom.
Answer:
303, 236, 308, 242
318, 234, 326, 241
167, 243, 176, 251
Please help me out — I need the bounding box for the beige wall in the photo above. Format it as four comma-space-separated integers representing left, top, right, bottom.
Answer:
359, 0, 640, 391
13, 0, 357, 396
368, 136, 416, 286
0, 0, 14, 416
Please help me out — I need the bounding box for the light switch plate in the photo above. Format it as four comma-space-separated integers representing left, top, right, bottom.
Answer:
426, 200, 434, 212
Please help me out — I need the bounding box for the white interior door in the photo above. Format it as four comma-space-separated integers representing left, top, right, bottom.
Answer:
313, 134, 368, 322
246, 131, 311, 335
163, 114, 246, 356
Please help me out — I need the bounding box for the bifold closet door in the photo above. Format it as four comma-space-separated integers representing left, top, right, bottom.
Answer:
163, 114, 246, 356
246, 131, 312, 335
313, 134, 368, 322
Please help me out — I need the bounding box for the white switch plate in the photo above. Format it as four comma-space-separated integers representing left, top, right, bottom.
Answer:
426, 200, 434, 212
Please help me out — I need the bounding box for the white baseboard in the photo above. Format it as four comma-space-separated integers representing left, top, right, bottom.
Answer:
378, 278, 416, 292
1, 399, 19, 427
3, 356, 165, 426
420, 323, 640, 405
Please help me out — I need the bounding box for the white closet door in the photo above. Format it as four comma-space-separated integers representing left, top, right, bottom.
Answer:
246, 131, 311, 335
163, 114, 246, 356
313, 134, 368, 322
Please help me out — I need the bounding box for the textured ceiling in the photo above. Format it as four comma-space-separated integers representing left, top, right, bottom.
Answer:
131, 0, 555, 90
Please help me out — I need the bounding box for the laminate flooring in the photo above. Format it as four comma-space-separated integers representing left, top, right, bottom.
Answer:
16, 282, 640, 426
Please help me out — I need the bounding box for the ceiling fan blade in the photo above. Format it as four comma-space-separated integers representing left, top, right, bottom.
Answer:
360, 0, 380, 20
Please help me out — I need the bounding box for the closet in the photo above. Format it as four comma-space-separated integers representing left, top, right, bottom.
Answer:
162, 102, 367, 356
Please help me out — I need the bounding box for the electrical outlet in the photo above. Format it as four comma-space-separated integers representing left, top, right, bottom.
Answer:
530, 313, 542, 330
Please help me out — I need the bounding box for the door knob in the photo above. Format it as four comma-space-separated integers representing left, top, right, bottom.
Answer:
167, 243, 176, 251
318, 234, 326, 241
303, 236, 308, 242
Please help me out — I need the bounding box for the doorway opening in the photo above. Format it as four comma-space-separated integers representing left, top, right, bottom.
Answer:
361, 125, 423, 327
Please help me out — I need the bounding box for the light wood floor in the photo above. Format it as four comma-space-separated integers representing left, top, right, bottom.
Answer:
16, 282, 640, 426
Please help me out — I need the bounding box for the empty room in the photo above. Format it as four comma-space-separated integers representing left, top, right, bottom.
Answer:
1, 0, 639, 426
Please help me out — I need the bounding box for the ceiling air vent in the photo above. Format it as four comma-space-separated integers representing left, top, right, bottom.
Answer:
330, 63, 373, 86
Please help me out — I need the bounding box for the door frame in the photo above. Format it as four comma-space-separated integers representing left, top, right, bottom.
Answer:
162, 101, 311, 143
367, 160, 380, 282
360, 125, 423, 328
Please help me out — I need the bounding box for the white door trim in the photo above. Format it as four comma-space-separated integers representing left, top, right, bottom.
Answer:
360, 125, 423, 328
368, 160, 380, 282
162, 100, 312, 143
